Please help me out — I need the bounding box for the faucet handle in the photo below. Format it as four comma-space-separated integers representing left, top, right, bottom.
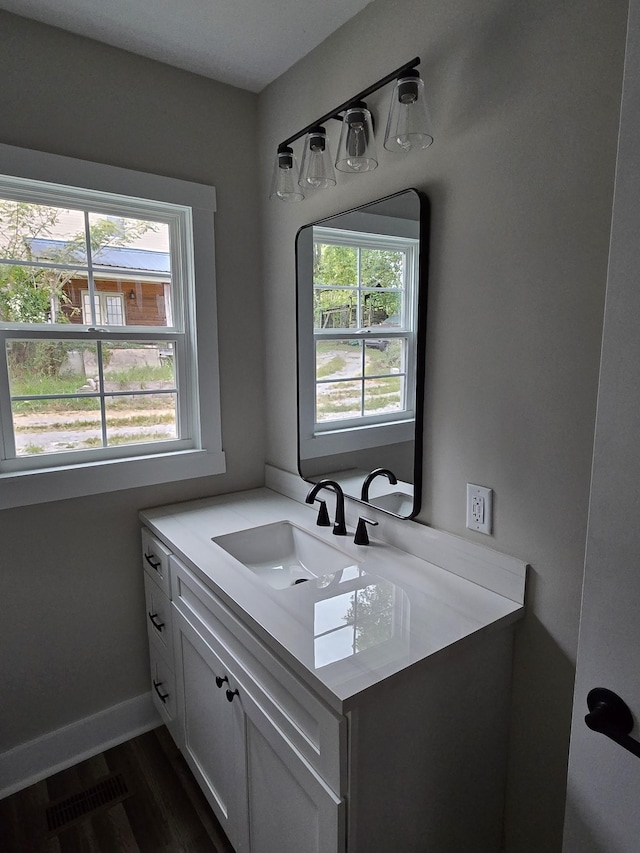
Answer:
354, 516, 378, 546
312, 498, 331, 527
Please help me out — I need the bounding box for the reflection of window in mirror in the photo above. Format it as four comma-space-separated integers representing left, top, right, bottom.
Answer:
312, 568, 402, 669
312, 226, 419, 434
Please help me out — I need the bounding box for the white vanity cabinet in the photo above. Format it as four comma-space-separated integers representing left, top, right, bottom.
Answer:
140, 487, 526, 853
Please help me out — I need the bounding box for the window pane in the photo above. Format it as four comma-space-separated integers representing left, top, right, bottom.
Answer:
0, 263, 84, 325
316, 340, 362, 381
7, 340, 99, 396
0, 201, 87, 264
364, 339, 405, 375
105, 393, 177, 448
316, 379, 362, 422
101, 341, 176, 385
363, 376, 403, 415
314, 289, 357, 330
360, 248, 404, 288
313, 243, 357, 287
104, 294, 124, 325
6, 340, 102, 457
359, 290, 403, 328
14, 398, 103, 457
89, 214, 170, 274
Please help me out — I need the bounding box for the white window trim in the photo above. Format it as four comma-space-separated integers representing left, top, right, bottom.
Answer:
0, 142, 225, 509
298, 218, 419, 462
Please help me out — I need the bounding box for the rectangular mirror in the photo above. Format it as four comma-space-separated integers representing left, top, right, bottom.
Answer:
296, 189, 429, 518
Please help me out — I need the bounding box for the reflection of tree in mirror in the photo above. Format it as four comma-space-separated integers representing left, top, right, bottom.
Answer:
342, 583, 394, 652
313, 243, 357, 285
313, 242, 404, 329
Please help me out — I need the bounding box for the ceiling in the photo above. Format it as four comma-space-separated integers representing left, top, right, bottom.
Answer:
0, 0, 373, 92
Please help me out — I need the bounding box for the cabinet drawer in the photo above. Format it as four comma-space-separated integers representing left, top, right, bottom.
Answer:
143, 571, 174, 662
141, 527, 172, 598
171, 556, 346, 795
148, 630, 178, 740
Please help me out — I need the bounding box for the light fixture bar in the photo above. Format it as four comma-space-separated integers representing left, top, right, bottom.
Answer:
278, 56, 420, 150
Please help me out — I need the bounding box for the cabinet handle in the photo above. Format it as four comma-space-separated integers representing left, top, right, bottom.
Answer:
153, 679, 169, 704
226, 688, 239, 703
215, 675, 229, 688
145, 552, 161, 571
148, 612, 165, 632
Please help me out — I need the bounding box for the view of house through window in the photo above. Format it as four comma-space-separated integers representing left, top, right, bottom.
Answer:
0, 192, 185, 462
313, 228, 418, 430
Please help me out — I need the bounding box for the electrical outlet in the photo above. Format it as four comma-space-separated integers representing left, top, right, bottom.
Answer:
466, 484, 493, 534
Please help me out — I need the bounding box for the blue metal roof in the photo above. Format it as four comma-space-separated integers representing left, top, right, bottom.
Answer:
30, 238, 170, 274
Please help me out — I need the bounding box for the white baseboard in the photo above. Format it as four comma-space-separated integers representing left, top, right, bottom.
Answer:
0, 692, 161, 799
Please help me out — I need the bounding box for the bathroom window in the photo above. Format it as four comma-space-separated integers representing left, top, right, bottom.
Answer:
0, 142, 224, 508
312, 227, 418, 432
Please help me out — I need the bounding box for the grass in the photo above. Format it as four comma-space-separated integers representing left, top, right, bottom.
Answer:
105, 364, 175, 384
24, 443, 44, 455
10, 364, 175, 413
83, 431, 173, 447
365, 379, 401, 396
316, 355, 346, 379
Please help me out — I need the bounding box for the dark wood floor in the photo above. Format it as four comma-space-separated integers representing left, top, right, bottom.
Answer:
0, 726, 235, 852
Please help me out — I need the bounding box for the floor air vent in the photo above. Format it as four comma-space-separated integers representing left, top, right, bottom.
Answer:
46, 772, 130, 833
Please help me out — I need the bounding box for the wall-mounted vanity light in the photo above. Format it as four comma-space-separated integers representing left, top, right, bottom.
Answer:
299, 126, 336, 189
384, 70, 433, 152
335, 102, 378, 173
269, 57, 432, 201
269, 145, 305, 201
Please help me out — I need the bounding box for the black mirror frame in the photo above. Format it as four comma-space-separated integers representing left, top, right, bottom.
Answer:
295, 188, 430, 520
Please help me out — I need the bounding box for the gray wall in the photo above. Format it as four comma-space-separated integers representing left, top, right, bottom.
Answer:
258, 0, 628, 850
0, 12, 265, 750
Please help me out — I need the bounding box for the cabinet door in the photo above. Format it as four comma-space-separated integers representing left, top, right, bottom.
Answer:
173, 608, 249, 852
242, 690, 344, 853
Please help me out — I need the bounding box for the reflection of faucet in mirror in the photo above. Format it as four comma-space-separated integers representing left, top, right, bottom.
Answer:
361, 468, 398, 502
305, 480, 347, 535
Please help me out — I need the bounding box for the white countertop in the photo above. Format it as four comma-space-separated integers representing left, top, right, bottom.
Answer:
141, 487, 525, 711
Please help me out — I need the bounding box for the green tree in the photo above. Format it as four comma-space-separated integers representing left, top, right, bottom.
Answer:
342, 581, 394, 652
313, 241, 404, 328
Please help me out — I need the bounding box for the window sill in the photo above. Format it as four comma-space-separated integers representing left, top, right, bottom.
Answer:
0, 448, 226, 510
300, 419, 414, 460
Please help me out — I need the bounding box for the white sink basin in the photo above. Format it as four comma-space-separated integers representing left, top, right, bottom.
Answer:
367, 492, 414, 516
212, 521, 355, 589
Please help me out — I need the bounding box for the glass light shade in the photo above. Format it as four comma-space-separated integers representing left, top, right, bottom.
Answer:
335, 104, 378, 173
384, 73, 433, 152
269, 147, 304, 201
299, 127, 336, 190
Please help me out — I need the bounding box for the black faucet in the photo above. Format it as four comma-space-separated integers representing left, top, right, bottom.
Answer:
360, 467, 398, 502
305, 480, 347, 535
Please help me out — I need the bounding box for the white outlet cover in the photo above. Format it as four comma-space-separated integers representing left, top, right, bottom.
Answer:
466, 484, 493, 534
